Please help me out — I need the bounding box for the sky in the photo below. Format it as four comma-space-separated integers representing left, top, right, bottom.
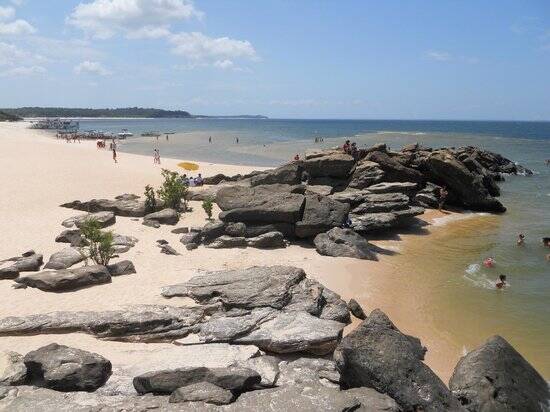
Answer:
0, 0, 549, 120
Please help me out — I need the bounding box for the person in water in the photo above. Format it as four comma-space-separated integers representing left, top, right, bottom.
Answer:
483, 257, 495, 268
496, 274, 507, 289
517, 233, 525, 246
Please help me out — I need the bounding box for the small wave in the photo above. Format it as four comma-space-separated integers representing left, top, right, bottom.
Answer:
375, 131, 427, 136
463, 265, 510, 290
432, 212, 489, 227
465, 263, 480, 275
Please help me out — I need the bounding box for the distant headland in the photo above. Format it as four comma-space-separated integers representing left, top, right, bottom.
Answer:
0, 107, 268, 120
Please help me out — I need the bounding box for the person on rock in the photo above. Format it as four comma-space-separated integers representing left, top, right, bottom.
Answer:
343, 140, 351, 154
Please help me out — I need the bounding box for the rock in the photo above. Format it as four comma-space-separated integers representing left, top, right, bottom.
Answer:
425, 152, 506, 213
15, 265, 111, 292
366, 151, 424, 183
111, 234, 138, 253
349, 212, 399, 233
60, 195, 147, 217
186, 243, 198, 251
348, 160, 385, 189
133, 366, 261, 395
449, 335, 550, 412
245, 223, 295, 238
185, 185, 220, 201
159, 244, 180, 255
250, 162, 304, 186
216, 185, 305, 211
142, 219, 160, 228
246, 232, 286, 248
347, 299, 367, 320
314, 227, 377, 260
205, 236, 247, 249
277, 357, 340, 387
201, 220, 226, 241
61, 211, 115, 229
0, 351, 27, 386
335, 309, 462, 412
345, 387, 402, 412
0, 252, 43, 280
235, 311, 344, 355
303, 153, 355, 178
143, 208, 179, 225
367, 181, 418, 195
0, 305, 205, 342
305, 185, 334, 196
55, 229, 85, 247
171, 227, 189, 234
295, 195, 350, 238
106, 260, 136, 276
169, 382, 235, 405
233, 356, 280, 387
24, 343, 111, 392
157, 239, 169, 245
330, 189, 372, 206
179, 232, 201, 245
225, 222, 247, 237
44, 248, 85, 270
351, 193, 410, 214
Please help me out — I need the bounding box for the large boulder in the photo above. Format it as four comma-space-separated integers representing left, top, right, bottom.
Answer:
133, 366, 261, 395
219, 193, 305, 224
24, 343, 111, 392
60, 195, 147, 217
0, 351, 27, 386
201, 221, 226, 241
351, 193, 410, 214
0, 251, 43, 280
348, 160, 385, 189
246, 231, 286, 248
245, 223, 295, 238
335, 309, 463, 412
44, 248, 85, 270
205, 236, 247, 249
55, 229, 85, 247
169, 382, 235, 405
425, 152, 506, 213
314, 227, 377, 260
216, 185, 304, 211
111, 234, 138, 253
61, 211, 115, 229
349, 212, 399, 233
367, 181, 418, 195
143, 208, 179, 225
449, 335, 550, 412
106, 260, 136, 276
15, 265, 111, 292
366, 151, 424, 183
303, 153, 355, 178
250, 162, 304, 186
295, 195, 350, 238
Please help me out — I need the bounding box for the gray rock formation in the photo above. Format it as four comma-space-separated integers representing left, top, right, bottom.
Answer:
225, 222, 247, 237
24, 343, 111, 392
201, 221, 226, 241
245, 223, 295, 238
15, 265, 111, 292
0, 251, 43, 280
367, 181, 417, 195
449, 335, 549, 412
303, 153, 355, 178
179, 232, 201, 245
314, 227, 377, 260
351, 193, 410, 214
348, 160, 385, 189
365, 151, 424, 183
245, 231, 285, 248
250, 162, 304, 186
106, 260, 136, 276
111, 234, 138, 253
55, 229, 85, 247
60, 195, 147, 217
348, 299, 367, 320
159, 244, 180, 255
295, 195, 350, 238
276, 357, 340, 387
44, 248, 84, 270
335, 309, 463, 412
232, 356, 280, 387
62, 211, 116, 229
169, 382, 235, 405
143, 208, 179, 225
205, 236, 247, 249
0, 351, 27, 386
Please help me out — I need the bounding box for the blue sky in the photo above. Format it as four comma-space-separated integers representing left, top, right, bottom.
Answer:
0, 0, 549, 119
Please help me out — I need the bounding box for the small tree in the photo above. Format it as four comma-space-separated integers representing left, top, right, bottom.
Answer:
144, 184, 157, 213
79, 218, 115, 266
157, 169, 187, 211
202, 197, 214, 220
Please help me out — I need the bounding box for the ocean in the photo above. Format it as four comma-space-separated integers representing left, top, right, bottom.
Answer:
76, 118, 550, 377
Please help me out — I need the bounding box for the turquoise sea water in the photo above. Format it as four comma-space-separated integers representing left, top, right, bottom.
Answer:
77, 118, 550, 376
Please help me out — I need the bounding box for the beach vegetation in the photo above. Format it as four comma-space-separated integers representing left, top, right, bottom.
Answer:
157, 169, 187, 211
79, 218, 115, 266
202, 198, 214, 220
144, 184, 157, 213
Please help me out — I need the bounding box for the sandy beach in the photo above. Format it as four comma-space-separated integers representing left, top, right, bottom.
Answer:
0, 121, 494, 383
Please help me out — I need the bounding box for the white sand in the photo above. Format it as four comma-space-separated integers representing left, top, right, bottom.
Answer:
0, 121, 463, 381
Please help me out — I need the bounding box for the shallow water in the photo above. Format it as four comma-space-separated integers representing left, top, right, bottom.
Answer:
77, 118, 550, 377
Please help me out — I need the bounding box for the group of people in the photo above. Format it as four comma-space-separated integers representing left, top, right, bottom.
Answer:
314, 137, 325, 143
59, 133, 81, 143
342, 140, 360, 159
181, 173, 204, 187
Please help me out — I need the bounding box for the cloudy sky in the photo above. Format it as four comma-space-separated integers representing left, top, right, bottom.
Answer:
0, 0, 549, 119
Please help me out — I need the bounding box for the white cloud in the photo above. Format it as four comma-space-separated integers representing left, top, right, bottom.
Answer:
213, 59, 234, 69
0, 65, 46, 77
10, 0, 25, 6
74, 60, 111, 76
0, 19, 35, 35
0, 6, 15, 21
169, 32, 257, 63
67, 0, 202, 39
126, 25, 171, 39
426, 50, 452, 61
0, 41, 45, 67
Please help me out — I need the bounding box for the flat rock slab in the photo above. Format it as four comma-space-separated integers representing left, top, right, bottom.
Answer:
44, 248, 85, 270
60, 196, 147, 217
169, 382, 235, 405
15, 265, 111, 292
62, 211, 116, 229
0, 252, 43, 280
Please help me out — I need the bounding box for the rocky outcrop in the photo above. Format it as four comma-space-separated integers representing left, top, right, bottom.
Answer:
143, 208, 179, 226
55, 229, 85, 247
201, 221, 226, 241
303, 153, 355, 178
449, 335, 549, 412
0, 351, 27, 386
0, 251, 43, 280
219, 193, 305, 224
314, 227, 377, 260
44, 248, 84, 270
106, 260, 136, 277
347, 299, 367, 320
348, 160, 385, 189
250, 162, 303, 186
24, 343, 111, 392
15, 265, 111, 292
245, 231, 285, 248
169, 382, 235, 405
365, 151, 424, 184
60, 194, 147, 217
335, 309, 463, 412
111, 234, 138, 253
61, 211, 115, 229
295, 195, 349, 238
205, 236, 247, 249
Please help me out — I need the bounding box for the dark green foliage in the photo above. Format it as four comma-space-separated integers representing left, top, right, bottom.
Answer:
0, 107, 192, 118
144, 184, 157, 213
0, 111, 22, 122
202, 198, 214, 220
157, 169, 187, 211
79, 218, 115, 266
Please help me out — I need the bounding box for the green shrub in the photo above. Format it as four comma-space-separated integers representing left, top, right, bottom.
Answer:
202, 197, 214, 220
157, 169, 187, 211
79, 218, 115, 266
144, 184, 157, 213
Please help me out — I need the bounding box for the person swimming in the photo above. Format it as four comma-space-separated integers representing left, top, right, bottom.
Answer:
483, 257, 495, 268
496, 274, 507, 289
517, 233, 525, 246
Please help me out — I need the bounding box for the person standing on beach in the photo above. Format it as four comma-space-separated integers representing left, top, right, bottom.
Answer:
438, 186, 448, 212
235, 137, 239, 144
112, 144, 117, 163
209, 136, 212, 143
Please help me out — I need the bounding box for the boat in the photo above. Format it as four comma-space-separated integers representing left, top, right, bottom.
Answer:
117, 129, 133, 139
141, 131, 161, 137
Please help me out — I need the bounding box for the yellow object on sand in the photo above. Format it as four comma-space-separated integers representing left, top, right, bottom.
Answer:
178, 162, 199, 171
